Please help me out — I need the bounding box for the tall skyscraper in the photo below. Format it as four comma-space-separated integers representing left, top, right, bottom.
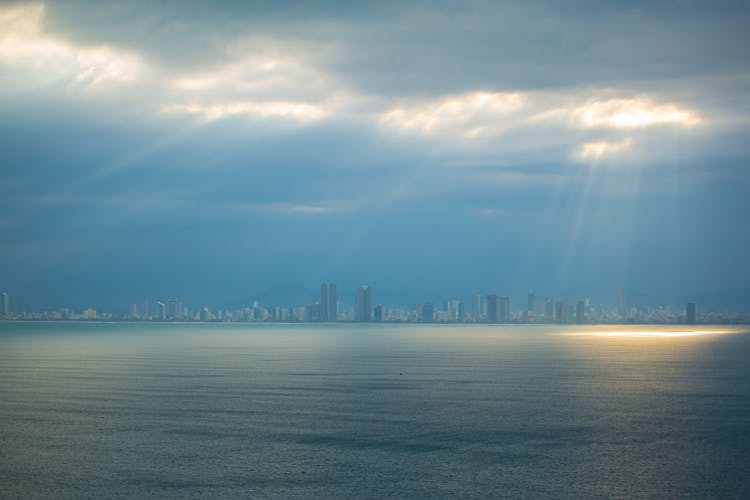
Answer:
328, 283, 337, 321
0, 291, 8, 319
544, 300, 554, 323
500, 296, 510, 322
312, 302, 321, 322
555, 301, 567, 324
618, 291, 627, 318
156, 301, 166, 321
319, 283, 337, 321
374, 304, 386, 321
319, 283, 329, 321
527, 290, 535, 312
686, 302, 696, 324
486, 294, 499, 323
473, 294, 483, 321
457, 301, 466, 323
356, 285, 372, 321
576, 301, 585, 324
167, 298, 180, 320
422, 302, 434, 322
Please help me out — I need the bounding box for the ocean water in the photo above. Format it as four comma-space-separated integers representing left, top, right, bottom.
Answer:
1, 322, 749, 498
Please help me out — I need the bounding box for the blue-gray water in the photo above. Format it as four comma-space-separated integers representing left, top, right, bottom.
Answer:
1, 323, 749, 498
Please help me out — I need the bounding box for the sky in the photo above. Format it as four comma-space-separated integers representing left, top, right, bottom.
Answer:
1, 0, 749, 311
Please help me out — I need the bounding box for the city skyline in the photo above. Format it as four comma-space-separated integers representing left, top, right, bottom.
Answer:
1, 283, 745, 324
2, 278, 749, 316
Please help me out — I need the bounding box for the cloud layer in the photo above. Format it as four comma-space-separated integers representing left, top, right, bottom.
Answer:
1, 1, 749, 309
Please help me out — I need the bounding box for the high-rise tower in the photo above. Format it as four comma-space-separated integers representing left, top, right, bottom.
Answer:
576, 301, 585, 324
422, 302, 434, 322
500, 296, 510, 322
319, 283, 337, 321
686, 302, 696, 324
555, 301, 567, 324
618, 291, 627, 318
544, 300, 554, 322
473, 294, 483, 321
327, 283, 337, 321
486, 295, 499, 323
0, 291, 8, 319
356, 285, 372, 321
457, 302, 466, 322
320, 283, 328, 321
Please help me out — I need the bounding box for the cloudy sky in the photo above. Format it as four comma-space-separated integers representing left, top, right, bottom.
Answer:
1, 0, 749, 310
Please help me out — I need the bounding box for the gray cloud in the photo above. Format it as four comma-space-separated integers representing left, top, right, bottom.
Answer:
1, 0, 749, 310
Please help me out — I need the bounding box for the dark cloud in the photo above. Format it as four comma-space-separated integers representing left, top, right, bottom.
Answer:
39, 0, 750, 94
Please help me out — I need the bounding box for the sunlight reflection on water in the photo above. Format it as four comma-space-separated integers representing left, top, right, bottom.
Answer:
564, 328, 734, 338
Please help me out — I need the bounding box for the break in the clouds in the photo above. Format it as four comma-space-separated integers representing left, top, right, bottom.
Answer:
1, 0, 749, 309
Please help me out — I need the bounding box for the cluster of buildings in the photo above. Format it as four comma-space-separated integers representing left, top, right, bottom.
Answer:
0, 286, 738, 324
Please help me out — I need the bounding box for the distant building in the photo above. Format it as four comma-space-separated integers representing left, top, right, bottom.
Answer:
446, 300, 457, 321
271, 306, 280, 321
329, 284, 337, 321
356, 285, 372, 321
527, 290, 535, 312
156, 301, 166, 321
457, 301, 466, 322
555, 301, 567, 324
422, 302, 434, 322
253, 302, 265, 321
618, 291, 627, 318
473, 294, 483, 321
0, 291, 9, 319
576, 301, 585, 324
319, 284, 329, 321
544, 300, 554, 323
686, 302, 696, 324
167, 298, 180, 320
319, 283, 337, 321
486, 295, 499, 322
500, 296, 510, 322
374, 304, 386, 321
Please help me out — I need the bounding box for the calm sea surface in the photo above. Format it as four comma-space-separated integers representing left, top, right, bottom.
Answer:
1, 322, 749, 498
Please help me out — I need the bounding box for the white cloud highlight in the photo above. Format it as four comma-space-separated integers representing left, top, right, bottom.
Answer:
161, 41, 349, 123
578, 138, 634, 159
0, 3, 142, 87
381, 92, 526, 137
576, 97, 701, 128
170, 55, 328, 97
161, 101, 327, 122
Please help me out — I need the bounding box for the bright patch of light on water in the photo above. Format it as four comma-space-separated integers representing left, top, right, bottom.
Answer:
565, 328, 733, 338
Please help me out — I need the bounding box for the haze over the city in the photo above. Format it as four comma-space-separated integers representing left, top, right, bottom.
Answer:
1, 0, 749, 311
